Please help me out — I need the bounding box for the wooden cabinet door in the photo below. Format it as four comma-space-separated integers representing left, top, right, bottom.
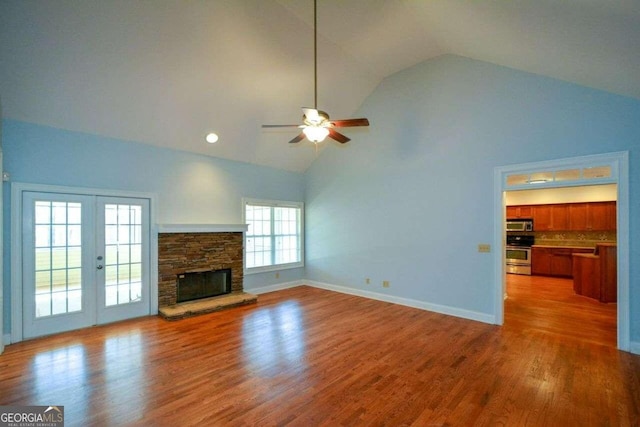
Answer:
550, 249, 573, 277
518, 205, 533, 218
569, 203, 588, 230
506, 205, 533, 219
531, 247, 552, 275
550, 205, 570, 230
569, 201, 616, 231
533, 206, 551, 231
588, 202, 610, 230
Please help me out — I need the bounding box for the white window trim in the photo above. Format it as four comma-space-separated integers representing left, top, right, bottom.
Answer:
242, 198, 304, 275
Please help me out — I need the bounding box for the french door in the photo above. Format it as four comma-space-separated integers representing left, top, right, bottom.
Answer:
22, 191, 150, 339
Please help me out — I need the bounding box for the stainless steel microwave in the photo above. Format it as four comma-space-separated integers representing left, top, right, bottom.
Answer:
506, 219, 533, 232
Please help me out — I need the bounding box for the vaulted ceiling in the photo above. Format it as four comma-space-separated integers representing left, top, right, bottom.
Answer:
1, 0, 639, 172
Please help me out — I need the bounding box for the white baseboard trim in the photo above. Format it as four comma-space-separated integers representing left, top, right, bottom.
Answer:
629, 341, 640, 355
305, 280, 496, 325
3, 333, 10, 346
245, 280, 304, 295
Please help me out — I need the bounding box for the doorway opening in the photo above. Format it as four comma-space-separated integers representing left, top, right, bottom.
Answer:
503, 184, 618, 347
493, 151, 629, 351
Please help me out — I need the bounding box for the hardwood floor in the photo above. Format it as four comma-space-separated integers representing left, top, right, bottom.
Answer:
1, 285, 638, 426
505, 273, 618, 348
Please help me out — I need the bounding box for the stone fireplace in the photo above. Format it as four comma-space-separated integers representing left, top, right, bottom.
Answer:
157, 225, 257, 320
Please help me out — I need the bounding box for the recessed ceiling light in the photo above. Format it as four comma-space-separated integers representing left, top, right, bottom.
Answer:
205, 133, 219, 144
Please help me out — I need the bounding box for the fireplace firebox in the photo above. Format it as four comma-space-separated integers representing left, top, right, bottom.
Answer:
177, 269, 232, 303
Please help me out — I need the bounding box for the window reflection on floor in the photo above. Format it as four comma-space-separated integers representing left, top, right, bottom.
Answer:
33, 345, 89, 420
242, 301, 306, 377
104, 330, 144, 424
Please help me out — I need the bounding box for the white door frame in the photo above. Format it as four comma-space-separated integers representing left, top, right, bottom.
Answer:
11, 183, 158, 343
493, 151, 630, 352
0, 151, 3, 354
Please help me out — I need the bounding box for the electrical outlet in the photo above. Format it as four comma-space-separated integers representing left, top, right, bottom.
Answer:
365, 278, 370, 284
478, 244, 491, 253
275, 272, 280, 279
383, 280, 390, 288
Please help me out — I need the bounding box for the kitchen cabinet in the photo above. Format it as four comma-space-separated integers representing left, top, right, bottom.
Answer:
549, 248, 572, 277
508, 202, 616, 231
506, 205, 533, 219
531, 247, 552, 276
569, 202, 616, 231
533, 204, 569, 231
532, 246, 595, 278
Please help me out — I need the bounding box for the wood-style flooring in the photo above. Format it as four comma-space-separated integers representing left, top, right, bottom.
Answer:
1, 282, 638, 426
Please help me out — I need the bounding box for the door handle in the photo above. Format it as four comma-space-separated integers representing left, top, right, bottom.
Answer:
97, 265, 104, 270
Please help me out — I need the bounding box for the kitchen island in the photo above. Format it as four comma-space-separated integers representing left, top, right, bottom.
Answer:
572, 243, 617, 303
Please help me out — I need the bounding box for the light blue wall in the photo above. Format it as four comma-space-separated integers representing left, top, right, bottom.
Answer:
3, 55, 640, 345
305, 55, 639, 338
2, 120, 305, 333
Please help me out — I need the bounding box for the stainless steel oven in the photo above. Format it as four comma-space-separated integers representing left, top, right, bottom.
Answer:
506, 246, 532, 275
505, 235, 534, 275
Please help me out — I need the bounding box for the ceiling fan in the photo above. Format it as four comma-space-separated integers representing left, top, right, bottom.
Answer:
262, 0, 370, 145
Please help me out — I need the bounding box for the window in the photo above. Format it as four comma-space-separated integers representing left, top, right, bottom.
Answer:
243, 198, 304, 273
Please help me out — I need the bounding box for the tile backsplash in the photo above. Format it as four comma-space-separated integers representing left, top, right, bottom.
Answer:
533, 230, 616, 247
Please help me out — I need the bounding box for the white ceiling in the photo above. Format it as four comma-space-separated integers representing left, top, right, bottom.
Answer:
1, 0, 639, 172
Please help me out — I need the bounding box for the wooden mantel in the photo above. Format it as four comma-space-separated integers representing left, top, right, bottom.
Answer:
157, 224, 248, 233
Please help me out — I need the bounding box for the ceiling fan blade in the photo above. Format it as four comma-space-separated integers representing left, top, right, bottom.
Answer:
262, 124, 300, 128
330, 118, 370, 127
328, 128, 350, 144
302, 108, 320, 122
289, 133, 306, 144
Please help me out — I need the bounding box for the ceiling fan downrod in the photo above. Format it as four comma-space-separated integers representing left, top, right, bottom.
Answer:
313, 0, 318, 110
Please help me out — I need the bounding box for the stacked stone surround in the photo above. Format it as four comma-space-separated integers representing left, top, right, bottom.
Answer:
158, 232, 243, 308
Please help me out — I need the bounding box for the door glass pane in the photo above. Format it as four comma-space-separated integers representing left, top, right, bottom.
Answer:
104, 204, 143, 306
33, 201, 83, 318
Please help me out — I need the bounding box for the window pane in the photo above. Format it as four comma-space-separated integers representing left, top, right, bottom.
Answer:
35, 249, 51, 271
104, 203, 144, 307
68, 204, 82, 224
51, 247, 67, 269
52, 202, 67, 224
32, 200, 83, 318
245, 202, 302, 270
105, 204, 118, 225
583, 166, 611, 179
35, 225, 51, 248
67, 225, 81, 245
35, 202, 51, 224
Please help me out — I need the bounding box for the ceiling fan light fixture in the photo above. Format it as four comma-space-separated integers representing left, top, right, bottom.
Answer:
303, 126, 329, 143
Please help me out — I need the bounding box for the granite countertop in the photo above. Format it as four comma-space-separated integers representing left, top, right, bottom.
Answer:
573, 252, 599, 258
532, 244, 596, 250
